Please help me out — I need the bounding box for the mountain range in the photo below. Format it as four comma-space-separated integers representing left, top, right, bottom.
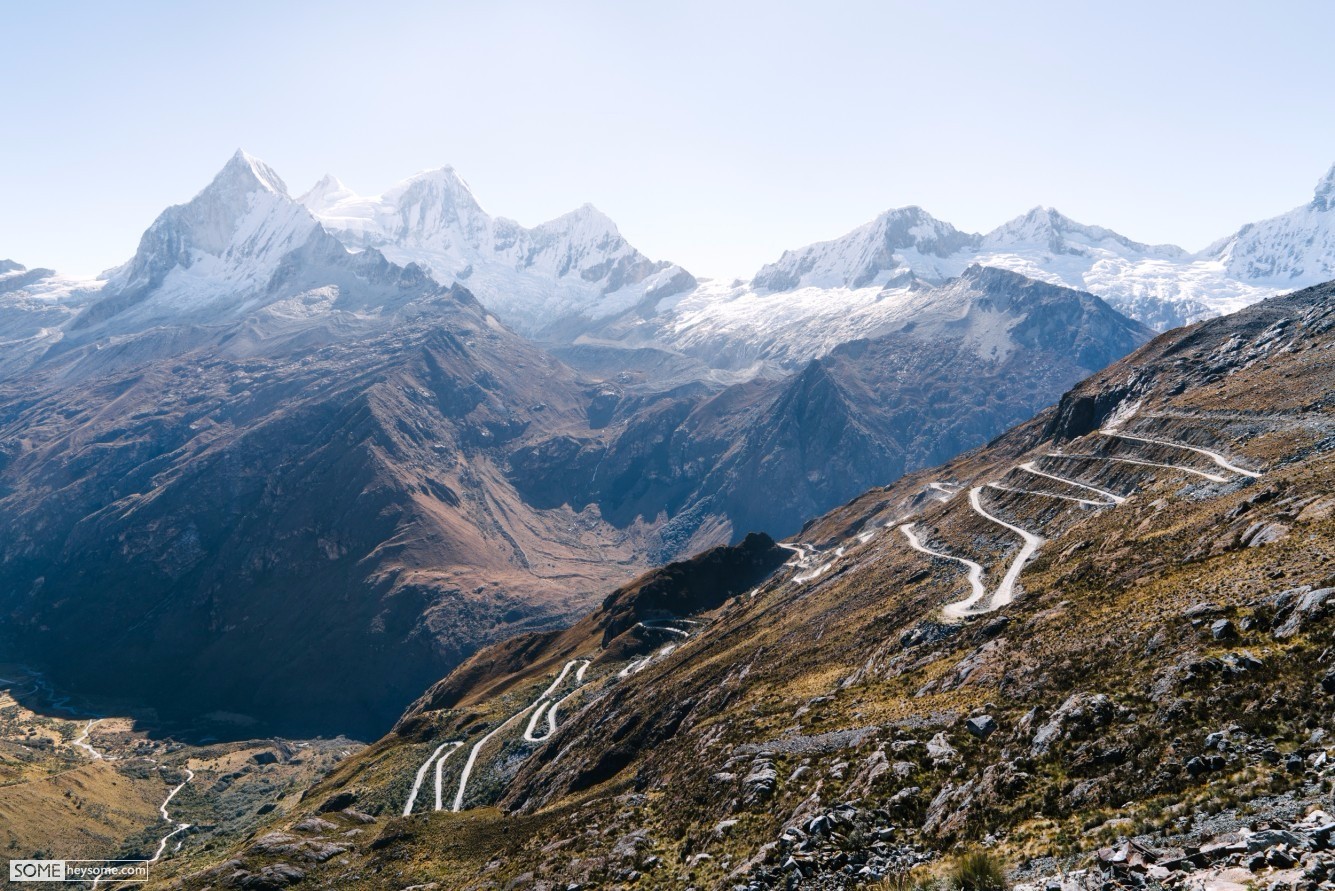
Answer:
293, 157, 1335, 347
6, 153, 1335, 378
298, 168, 697, 337
0, 153, 1154, 738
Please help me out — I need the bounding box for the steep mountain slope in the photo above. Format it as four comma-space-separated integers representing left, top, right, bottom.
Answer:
511, 267, 1152, 557
50, 151, 462, 370
179, 280, 1335, 890
299, 168, 695, 337
0, 163, 679, 740
2, 152, 541, 386
750, 207, 981, 292
0, 284, 660, 740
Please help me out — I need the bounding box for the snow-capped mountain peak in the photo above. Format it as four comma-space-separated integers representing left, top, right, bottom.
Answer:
1204, 159, 1335, 287
380, 166, 488, 228
92, 151, 320, 322
529, 204, 628, 260
302, 168, 694, 334
534, 202, 619, 237
750, 205, 979, 292
299, 166, 488, 249
297, 173, 355, 211
217, 148, 290, 196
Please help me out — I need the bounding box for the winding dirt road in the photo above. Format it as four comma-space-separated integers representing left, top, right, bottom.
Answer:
1016, 460, 1127, 504
967, 487, 1045, 611
1100, 430, 1262, 478
898, 428, 1262, 619
453, 659, 591, 812
899, 523, 987, 617
404, 741, 461, 816
148, 767, 195, 864
72, 719, 104, 760
984, 482, 1113, 507
1048, 452, 1231, 483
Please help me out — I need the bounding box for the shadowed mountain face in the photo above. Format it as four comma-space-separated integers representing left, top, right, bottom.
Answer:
0, 288, 659, 740
0, 262, 1148, 739
190, 280, 1335, 891
0, 156, 675, 739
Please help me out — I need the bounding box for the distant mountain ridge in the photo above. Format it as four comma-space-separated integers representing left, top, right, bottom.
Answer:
298, 165, 696, 337
295, 157, 1335, 341
5, 153, 1335, 375
509, 265, 1153, 556
735, 165, 1335, 332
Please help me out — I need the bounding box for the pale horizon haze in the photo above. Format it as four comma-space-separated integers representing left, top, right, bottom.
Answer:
3, 0, 1335, 279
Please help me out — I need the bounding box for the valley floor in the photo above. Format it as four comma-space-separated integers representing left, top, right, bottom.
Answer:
0, 665, 359, 881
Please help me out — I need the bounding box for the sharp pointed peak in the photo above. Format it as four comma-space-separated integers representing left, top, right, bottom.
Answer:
310, 172, 346, 190
989, 206, 1084, 239
211, 149, 289, 197
875, 205, 934, 221
405, 164, 467, 186
1016, 205, 1071, 224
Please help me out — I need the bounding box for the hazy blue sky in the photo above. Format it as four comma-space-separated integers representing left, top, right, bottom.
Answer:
4, 0, 1334, 278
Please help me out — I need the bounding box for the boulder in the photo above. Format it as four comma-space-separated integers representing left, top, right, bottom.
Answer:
341, 808, 376, 824
1247, 829, 1308, 853
292, 816, 336, 834
228, 863, 306, 890
316, 791, 357, 813
966, 715, 998, 740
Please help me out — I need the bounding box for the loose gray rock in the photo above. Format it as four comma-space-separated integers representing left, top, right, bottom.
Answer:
926, 732, 958, 765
